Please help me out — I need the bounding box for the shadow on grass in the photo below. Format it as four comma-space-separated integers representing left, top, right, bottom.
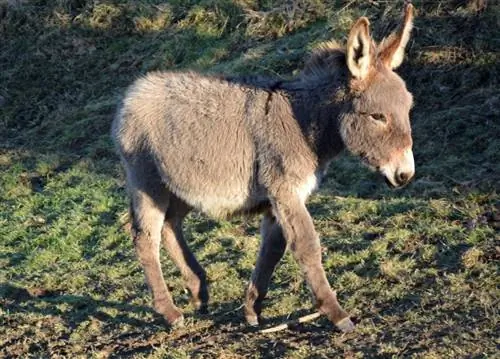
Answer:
328, 239, 473, 282
0, 283, 161, 330
1, 1, 242, 159
0, 282, 339, 356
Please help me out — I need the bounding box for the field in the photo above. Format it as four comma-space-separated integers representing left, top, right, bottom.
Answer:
0, 0, 499, 357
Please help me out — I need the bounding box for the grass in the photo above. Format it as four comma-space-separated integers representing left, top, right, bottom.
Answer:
1, 0, 499, 357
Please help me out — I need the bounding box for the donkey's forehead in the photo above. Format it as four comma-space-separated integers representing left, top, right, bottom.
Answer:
358, 70, 413, 111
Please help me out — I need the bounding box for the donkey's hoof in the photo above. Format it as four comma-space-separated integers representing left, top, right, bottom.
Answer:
196, 301, 209, 315
191, 297, 209, 314
163, 308, 184, 329
245, 315, 259, 327
335, 317, 355, 333
168, 314, 185, 329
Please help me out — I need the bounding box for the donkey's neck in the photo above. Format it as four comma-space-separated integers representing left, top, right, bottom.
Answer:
225, 68, 348, 167
280, 74, 348, 167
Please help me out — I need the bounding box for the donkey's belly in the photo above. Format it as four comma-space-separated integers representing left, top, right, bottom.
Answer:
155, 147, 258, 217
167, 181, 267, 218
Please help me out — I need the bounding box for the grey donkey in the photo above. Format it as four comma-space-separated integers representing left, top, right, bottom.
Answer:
112, 5, 415, 333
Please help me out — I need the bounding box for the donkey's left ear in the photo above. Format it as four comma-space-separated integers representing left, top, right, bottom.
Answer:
378, 3, 414, 69
346, 17, 374, 80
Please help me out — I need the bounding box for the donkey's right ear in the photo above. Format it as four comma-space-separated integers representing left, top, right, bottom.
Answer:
346, 17, 374, 80
378, 3, 414, 69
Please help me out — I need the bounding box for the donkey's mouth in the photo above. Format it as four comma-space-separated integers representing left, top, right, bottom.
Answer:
384, 176, 397, 189
384, 174, 413, 189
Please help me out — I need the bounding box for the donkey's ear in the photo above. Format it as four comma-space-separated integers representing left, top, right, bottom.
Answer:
378, 3, 414, 69
346, 17, 374, 80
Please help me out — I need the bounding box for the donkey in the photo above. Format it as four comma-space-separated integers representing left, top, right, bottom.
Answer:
112, 5, 415, 333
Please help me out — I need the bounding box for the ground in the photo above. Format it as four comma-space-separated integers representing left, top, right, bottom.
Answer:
0, 0, 498, 358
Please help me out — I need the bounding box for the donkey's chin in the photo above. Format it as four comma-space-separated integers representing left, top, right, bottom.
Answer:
384, 176, 397, 189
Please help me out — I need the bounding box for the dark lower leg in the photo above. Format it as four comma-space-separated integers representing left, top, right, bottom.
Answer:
162, 220, 209, 311
244, 214, 287, 325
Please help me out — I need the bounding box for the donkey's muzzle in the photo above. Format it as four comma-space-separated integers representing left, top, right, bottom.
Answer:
384, 170, 414, 188
381, 147, 415, 189
384, 175, 411, 189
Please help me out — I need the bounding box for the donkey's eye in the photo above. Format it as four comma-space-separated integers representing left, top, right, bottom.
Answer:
370, 113, 387, 123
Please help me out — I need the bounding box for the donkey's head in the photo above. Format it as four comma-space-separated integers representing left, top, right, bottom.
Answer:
340, 4, 415, 188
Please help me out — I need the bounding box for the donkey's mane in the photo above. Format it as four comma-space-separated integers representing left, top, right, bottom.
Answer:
222, 41, 347, 92
300, 41, 346, 79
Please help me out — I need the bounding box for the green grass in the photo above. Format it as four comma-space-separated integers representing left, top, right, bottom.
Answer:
1, 0, 499, 357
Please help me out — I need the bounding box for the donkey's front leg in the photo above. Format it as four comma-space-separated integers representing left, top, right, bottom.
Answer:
244, 211, 287, 325
271, 196, 354, 333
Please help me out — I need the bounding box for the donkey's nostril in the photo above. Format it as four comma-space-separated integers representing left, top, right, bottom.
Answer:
397, 171, 412, 185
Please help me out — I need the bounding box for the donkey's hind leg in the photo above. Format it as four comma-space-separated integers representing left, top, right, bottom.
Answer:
162, 197, 209, 312
127, 167, 184, 327
244, 210, 287, 326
